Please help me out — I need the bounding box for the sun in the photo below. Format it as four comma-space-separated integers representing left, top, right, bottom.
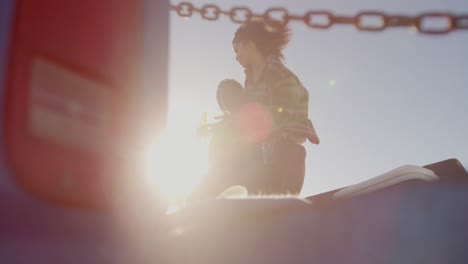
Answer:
145, 118, 210, 204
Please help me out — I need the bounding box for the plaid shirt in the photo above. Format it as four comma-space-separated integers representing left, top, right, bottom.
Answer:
244, 57, 319, 145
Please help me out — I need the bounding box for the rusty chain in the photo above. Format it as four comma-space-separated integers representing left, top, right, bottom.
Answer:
171, 2, 468, 35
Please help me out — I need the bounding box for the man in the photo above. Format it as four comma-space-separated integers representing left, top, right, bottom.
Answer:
231, 20, 319, 195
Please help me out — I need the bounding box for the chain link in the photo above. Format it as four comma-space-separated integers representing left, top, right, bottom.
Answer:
171, 2, 468, 35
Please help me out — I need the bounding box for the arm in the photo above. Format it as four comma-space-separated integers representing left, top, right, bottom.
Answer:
268, 74, 320, 144
268, 75, 303, 125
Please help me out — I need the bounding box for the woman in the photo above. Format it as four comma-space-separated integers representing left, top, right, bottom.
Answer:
231, 20, 319, 195
190, 20, 319, 201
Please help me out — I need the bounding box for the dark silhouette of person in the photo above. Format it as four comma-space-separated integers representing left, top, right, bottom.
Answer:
231, 20, 319, 195
189, 20, 319, 201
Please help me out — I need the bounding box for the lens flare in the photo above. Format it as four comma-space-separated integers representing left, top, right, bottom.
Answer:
145, 123, 209, 203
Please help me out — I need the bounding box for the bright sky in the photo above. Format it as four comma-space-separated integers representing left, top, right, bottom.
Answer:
166, 0, 468, 197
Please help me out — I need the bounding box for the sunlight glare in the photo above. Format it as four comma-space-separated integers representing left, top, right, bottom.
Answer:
145, 122, 209, 203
